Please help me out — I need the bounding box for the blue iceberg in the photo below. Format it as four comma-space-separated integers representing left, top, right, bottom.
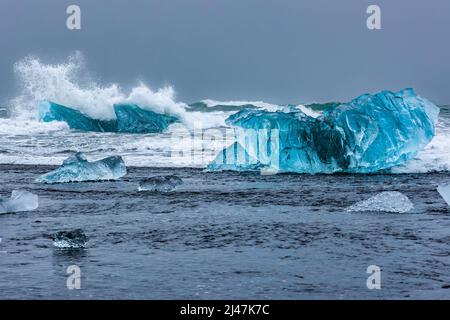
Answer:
208, 89, 439, 173
39, 101, 178, 133
36, 152, 127, 183
39, 101, 117, 132
114, 104, 178, 133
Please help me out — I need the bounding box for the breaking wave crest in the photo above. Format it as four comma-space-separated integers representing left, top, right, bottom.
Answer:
8, 53, 227, 128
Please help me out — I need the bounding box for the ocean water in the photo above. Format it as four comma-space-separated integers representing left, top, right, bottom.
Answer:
0, 166, 450, 299
0, 55, 450, 299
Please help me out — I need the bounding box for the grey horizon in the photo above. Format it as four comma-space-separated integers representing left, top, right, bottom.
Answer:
0, 0, 449, 106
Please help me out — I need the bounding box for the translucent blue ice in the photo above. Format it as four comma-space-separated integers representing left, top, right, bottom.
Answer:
0, 190, 39, 214
206, 142, 263, 172
39, 101, 178, 133
39, 101, 117, 132
113, 104, 178, 133
36, 152, 127, 183
208, 89, 440, 173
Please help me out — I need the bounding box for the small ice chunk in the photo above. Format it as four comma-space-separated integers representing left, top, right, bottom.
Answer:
52, 229, 87, 249
0, 190, 39, 214
437, 184, 450, 207
346, 191, 414, 213
36, 152, 127, 184
138, 175, 183, 192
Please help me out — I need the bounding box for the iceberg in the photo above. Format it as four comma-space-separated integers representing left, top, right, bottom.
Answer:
138, 175, 183, 192
53, 229, 87, 249
346, 191, 414, 213
114, 104, 178, 133
437, 184, 450, 207
208, 89, 439, 173
39, 101, 178, 133
206, 142, 263, 172
36, 152, 127, 184
0, 190, 39, 214
39, 101, 117, 132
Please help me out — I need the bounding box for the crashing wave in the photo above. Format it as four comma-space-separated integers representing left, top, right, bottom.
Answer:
208, 89, 440, 173
187, 101, 260, 113
39, 100, 178, 133
192, 99, 321, 118
9, 54, 227, 129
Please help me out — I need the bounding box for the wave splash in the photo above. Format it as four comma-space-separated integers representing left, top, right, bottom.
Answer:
8, 53, 226, 128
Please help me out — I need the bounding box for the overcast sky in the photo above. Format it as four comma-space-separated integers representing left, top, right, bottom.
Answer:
0, 0, 449, 105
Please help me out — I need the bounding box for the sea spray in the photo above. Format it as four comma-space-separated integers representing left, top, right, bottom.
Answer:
8, 54, 227, 129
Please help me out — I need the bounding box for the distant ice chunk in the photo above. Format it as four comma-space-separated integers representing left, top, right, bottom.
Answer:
36, 152, 127, 184
437, 184, 450, 207
0, 190, 39, 214
346, 191, 414, 213
53, 229, 87, 249
138, 175, 183, 192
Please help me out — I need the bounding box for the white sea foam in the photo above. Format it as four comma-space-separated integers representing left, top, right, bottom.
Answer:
391, 121, 450, 173
202, 99, 321, 118
10, 53, 120, 120
8, 53, 228, 129
202, 99, 279, 110
0, 118, 68, 135
297, 105, 321, 118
